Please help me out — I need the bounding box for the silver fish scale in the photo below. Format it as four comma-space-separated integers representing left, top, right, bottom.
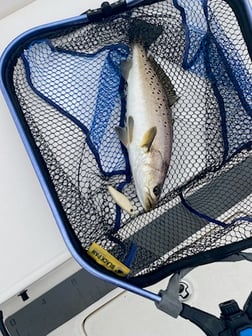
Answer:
11, 0, 252, 286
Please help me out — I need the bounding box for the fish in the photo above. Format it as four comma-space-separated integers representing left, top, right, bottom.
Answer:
108, 185, 135, 215
115, 21, 177, 211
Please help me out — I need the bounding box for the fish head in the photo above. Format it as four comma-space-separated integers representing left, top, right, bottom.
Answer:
134, 149, 168, 211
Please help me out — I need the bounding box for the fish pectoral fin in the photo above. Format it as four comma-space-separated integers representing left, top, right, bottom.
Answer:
115, 117, 134, 147
140, 126, 157, 152
115, 126, 128, 147
128, 116, 134, 143
120, 60, 132, 81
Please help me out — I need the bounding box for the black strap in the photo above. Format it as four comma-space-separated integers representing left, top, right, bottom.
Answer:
181, 295, 252, 336
181, 304, 225, 336
0, 311, 11, 336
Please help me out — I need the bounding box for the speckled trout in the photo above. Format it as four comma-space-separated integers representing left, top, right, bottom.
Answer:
116, 23, 177, 211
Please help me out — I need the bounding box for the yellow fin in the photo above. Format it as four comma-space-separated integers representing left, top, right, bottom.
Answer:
108, 185, 135, 215
140, 126, 157, 151
87, 243, 130, 277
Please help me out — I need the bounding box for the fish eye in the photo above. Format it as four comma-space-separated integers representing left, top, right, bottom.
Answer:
153, 184, 162, 198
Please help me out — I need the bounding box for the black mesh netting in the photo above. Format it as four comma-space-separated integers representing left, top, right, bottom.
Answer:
11, 0, 252, 282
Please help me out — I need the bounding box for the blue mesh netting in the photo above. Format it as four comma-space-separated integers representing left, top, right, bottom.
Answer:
23, 40, 130, 176
174, 0, 252, 159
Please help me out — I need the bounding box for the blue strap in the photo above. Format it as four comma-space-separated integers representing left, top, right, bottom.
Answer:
90, 46, 129, 150
124, 243, 138, 268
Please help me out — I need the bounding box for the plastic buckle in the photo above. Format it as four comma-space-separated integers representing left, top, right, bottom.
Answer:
85, 1, 127, 22
239, 328, 252, 336
219, 299, 252, 335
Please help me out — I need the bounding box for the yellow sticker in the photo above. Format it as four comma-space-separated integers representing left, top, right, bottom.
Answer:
87, 242, 130, 277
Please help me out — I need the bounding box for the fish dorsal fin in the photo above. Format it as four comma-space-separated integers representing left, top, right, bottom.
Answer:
140, 126, 157, 152
148, 56, 178, 107
115, 116, 134, 147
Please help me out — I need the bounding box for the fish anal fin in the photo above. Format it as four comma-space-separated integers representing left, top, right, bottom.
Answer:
140, 126, 157, 152
168, 94, 178, 107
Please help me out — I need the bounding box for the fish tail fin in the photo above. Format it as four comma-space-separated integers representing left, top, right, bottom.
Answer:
128, 19, 163, 49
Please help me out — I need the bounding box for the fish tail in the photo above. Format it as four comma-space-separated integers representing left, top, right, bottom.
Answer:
128, 19, 163, 49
